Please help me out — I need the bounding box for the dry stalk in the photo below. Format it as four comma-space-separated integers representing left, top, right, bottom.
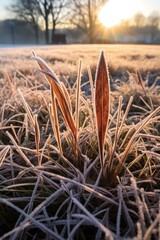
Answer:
18, 88, 35, 131
0, 145, 10, 167
136, 70, 147, 95
34, 114, 41, 165
50, 89, 63, 155
71, 196, 114, 240
75, 59, 82, 162
87, 65, 95, 107
6, 131, 34, 168
112, 106, 160, 182
61, 82, 72, 112
107, 96, 123, 173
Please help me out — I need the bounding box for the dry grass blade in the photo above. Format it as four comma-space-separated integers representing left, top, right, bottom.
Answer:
50, 90, 63, 155
87, 65, 96, 130
10, 124, 20, 145
32, 51, 58, 81
18, 88, 35, 131
136, 70, 147, 95
144, 213, 160, 240
75, 59, 82, 160
95, 50, 110, 172
5, 72, 16, 93
131, 177, 146, 235
42, 69, 76, 137
113, 106, 160, 180
118, 96, 133, 138
0, 198, 64, 240
6, 131, 34, 168
87, 66, 95, 106
61, 82, 72, 112
40, 134, 51, 163
34, 114, 41, 165
108, 96, 123, 173
116, 186, 123, 237
0, 145, 10, 167
0, 102, 6, 127
72, 197, 114, 240
32, 54, 76, 140
108, 96, 133, 175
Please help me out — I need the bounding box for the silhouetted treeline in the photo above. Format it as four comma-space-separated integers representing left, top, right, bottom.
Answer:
5, 0, 107, 44
110, 12, 160, 44
8, 0, 70, 44
1, 0, 160, 45
0, 19, 44, 44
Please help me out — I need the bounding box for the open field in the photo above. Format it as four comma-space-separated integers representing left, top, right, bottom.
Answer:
1, 44, 160, 75
0, 44, 160, 239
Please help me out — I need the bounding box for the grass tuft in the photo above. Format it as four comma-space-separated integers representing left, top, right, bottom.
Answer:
0, 47, 160, 239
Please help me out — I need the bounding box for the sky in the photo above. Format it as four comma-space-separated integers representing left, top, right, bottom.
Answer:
99, 0, 160, 27
0, 0, 160, 21
0, 0, 12, 19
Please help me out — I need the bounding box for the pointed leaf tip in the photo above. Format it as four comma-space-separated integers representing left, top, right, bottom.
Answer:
32, 51, 36, 57
33, 54, 76, 140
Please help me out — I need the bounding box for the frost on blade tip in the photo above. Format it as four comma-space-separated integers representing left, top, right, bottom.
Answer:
32, 53, 76, 142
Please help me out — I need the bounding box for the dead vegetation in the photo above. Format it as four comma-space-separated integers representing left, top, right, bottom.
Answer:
0, 45, 160, 240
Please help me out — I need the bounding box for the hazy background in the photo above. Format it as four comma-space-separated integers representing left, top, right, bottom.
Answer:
0, 0, 160, 45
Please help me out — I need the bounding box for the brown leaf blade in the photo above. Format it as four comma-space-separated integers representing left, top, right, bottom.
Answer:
32, 54, 76, 140
95, 51, 110, 171
50, 90, 63, 155
61, 82, 72, 113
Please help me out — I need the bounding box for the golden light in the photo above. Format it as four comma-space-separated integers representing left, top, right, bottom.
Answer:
99, 0, 143, 28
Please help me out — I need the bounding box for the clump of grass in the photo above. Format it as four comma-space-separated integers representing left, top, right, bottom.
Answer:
0, 50, 160, 240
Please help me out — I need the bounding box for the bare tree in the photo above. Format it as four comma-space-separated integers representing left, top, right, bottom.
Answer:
50, 0, 69, 42
9, 0, 40, 44
38, 0, 52, 44
38, 0, 68, 44
70, 0, 107, 43
147, 12, 160, 42
133, 12, 145, 28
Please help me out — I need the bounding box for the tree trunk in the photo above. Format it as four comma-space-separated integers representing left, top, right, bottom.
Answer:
51, 20, 56, 43
32, 18, 39, 44
88, 31, 94, 43
45, 17, 49, 44
35, 25, 39, 44
90, 37, 94, 44
88, 0, 95, 43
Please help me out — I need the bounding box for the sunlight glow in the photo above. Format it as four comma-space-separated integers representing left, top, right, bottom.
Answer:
99, 0, 145, 28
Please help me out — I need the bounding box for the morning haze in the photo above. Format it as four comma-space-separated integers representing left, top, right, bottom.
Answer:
0, 0, 160, 45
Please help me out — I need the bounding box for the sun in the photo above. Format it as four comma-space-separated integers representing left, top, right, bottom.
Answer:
99, 0, 141, 28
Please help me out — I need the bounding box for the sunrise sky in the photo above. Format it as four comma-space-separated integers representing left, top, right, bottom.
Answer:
99, 0, 160, 27
0, 0, 160, 22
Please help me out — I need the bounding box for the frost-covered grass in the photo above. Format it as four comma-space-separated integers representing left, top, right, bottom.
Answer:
0, 44, 160, 240
1, 44, 160, 75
